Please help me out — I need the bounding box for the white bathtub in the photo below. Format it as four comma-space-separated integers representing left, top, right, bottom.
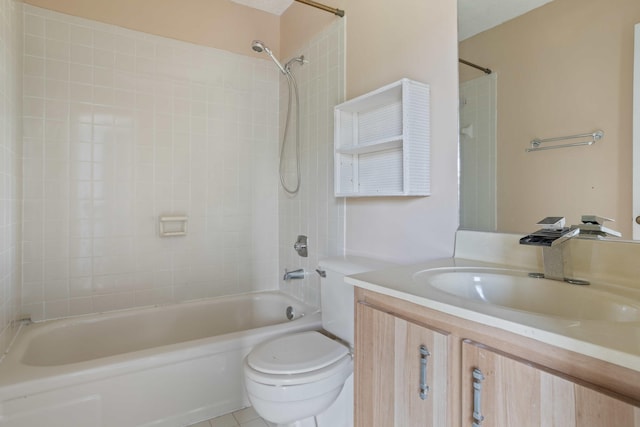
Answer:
0, 291, 321, 427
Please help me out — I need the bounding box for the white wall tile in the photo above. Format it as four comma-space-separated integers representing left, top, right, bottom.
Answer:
278, 21, 345, 307
24, 13, 44, 37
24, 34, 44, 57
21, 4, 280, 320
70, 44, 92, 66
46, 39, 70, 61
45, 19, 69, 43
69, 24, 92, 47
0, 0, 23, 352
24, 55, 45, 77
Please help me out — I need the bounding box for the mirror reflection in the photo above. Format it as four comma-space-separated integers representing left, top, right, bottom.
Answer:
457, 0, 640, 239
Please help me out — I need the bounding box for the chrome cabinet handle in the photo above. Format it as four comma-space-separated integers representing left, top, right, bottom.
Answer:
472, 368, 485, 426
419, 345, 431, 400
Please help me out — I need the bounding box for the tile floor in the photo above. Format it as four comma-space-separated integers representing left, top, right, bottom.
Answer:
188, 407, 274, 427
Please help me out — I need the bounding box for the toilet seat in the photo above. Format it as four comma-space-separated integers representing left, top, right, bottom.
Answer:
248, 331, 349, 374
245, 331, 351, 387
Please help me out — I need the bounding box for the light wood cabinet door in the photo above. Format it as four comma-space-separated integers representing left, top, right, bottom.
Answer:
462, 340, 640, 427
355, 303, 449, 427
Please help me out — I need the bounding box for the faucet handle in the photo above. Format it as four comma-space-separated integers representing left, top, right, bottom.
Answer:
575, 215, 621, 238
581, 215, 615, 225
536, 216, 566, 230
293, 235, 308, 257
520, 227, 579, 246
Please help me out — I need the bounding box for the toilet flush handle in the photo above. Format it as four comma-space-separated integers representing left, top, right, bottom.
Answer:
315, 268, 326, 278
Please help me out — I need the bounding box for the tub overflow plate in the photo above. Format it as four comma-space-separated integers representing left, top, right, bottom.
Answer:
286, 306, 295, 320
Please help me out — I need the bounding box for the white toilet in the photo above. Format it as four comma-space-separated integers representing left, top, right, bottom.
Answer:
243, 256, 394, 427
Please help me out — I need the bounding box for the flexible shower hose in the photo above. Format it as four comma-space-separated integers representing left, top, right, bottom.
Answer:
279, 69, 301, 195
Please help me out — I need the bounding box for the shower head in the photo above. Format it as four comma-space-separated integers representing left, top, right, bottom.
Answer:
251, 40, 287, 75
251, 40, 265, 53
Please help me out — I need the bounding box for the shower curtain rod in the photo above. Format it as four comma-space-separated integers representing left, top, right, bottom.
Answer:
459, 58, 492, 74
294, 0, 345, 17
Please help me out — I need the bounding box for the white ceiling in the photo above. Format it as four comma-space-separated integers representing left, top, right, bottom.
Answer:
229, 0, 293, 16
458, 0, 555, 40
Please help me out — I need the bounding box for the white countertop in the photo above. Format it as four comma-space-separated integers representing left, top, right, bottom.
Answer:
346, 257, 640, 372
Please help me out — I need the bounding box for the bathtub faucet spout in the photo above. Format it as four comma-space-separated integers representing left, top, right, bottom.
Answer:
283, 268, 305, 281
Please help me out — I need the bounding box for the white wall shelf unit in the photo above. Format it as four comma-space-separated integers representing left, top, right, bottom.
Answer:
334, 78, 431, 197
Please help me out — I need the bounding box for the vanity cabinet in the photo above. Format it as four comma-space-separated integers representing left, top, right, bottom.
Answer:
354, 288, 640, 427
354, 303, 449, 426
462, 340, 640, 427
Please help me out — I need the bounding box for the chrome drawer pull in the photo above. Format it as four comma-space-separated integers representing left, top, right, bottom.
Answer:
419, 345, 431, 400
472, 368, 485, 426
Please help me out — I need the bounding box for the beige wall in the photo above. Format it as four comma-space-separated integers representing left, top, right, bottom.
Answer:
23, 0, 280, 57
459, 0, 640, 238
280, 2, 337, 58
344, 0, 459, 262
284, 0, 460, 263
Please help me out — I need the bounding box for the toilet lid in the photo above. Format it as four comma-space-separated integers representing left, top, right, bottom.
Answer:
248, 331, 349, 375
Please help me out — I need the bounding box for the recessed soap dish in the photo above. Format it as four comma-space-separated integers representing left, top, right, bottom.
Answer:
159, 216, 188, 237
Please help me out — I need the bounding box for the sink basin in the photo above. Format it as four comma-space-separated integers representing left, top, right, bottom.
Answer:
413, 267, 640, 322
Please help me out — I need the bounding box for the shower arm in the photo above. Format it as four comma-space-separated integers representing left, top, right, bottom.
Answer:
294, 0, 344, 17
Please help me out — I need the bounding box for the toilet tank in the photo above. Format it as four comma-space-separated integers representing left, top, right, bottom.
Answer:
318, 256, 396, 348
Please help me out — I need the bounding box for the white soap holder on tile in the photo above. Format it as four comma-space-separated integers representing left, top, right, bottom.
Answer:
159, 216, 188, 237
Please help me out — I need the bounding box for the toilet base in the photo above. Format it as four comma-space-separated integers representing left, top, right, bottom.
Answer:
315, 374, 353, 427
272, 374, 352, 427
255, 374, 353, 427
273, 417, 317, 427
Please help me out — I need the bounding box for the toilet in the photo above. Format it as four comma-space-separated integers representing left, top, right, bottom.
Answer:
243, 256, 394, 427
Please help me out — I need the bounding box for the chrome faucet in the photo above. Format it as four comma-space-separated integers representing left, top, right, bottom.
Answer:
519, 217, 588, 284
283, 268, 306, 281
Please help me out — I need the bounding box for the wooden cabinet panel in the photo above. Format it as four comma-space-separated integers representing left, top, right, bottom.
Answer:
573, 386, 640, 426
394, 313, 449, 426
462, 340, 640, 427
355, 302, 395, 427
355, 303, 448, 427
462, 339, 542, 426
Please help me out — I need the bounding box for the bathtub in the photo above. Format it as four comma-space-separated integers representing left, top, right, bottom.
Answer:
0, 291, 321, 427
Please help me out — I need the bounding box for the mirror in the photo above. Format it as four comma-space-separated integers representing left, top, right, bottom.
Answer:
457, 0, 640, 239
